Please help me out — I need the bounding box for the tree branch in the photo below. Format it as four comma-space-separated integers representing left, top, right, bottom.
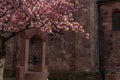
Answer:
5, 18, 50, 42
5, 20, 31, 42
0, 5, 15, 19
0, 11, 7, 18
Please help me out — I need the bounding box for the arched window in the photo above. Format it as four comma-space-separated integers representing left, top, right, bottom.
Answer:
28, 35, 41, 71
112, 10, 120, 30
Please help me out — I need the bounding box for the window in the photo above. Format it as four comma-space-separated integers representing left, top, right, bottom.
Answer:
28, 35, 42, 71
112, 11, 120, 30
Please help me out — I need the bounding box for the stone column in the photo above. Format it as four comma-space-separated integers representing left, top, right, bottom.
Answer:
89, 0, 99, 72
16, 32, 26, 80
24, 39, 29, 72
42, 42, 46, 72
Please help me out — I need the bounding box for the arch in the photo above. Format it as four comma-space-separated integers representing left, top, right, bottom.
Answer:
28, 35, 43, 72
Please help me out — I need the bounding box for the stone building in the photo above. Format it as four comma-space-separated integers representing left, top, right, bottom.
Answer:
4, 0, 120, 80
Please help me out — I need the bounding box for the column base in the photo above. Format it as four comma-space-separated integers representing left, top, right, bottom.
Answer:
16, 66, 48, 80
25, 72, 48, 80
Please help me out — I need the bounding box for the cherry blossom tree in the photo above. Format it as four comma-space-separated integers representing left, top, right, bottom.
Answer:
0, 0, 86, 79
0, 0, 86, 57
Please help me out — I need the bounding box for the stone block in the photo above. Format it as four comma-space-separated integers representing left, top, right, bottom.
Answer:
25, 72, 48, 80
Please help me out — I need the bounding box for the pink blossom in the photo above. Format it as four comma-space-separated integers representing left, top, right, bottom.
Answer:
0, 0, 87, 36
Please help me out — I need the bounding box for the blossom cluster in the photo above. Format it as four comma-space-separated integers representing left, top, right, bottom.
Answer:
0, 0, 86, 35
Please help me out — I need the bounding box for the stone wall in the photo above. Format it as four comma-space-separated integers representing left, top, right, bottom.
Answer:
46, 0, 99, 73
4, 35, 21, 77
99, 0, 120, 73
48, 71, 100, 80
4, 0, 100, 79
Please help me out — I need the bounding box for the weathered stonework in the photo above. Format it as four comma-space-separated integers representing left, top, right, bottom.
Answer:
99, 1, 120, 80
45, 0, 99, 73
99, 0, 120, 73
3, 0, 99, 80
4, 1, 120, 80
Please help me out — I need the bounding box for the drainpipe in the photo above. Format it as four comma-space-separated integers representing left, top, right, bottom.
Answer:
97, 1, 105, 80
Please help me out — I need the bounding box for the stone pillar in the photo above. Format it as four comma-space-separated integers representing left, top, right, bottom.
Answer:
16, 66, 25, 80
24, 39, 30, 72
16, 32, 26, 80
89, 0, 99, 72
42, 42, 46, 72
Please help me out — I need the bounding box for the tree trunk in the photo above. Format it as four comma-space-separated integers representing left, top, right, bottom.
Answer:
0, 58, 5, 80
0, 37, 7, 80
